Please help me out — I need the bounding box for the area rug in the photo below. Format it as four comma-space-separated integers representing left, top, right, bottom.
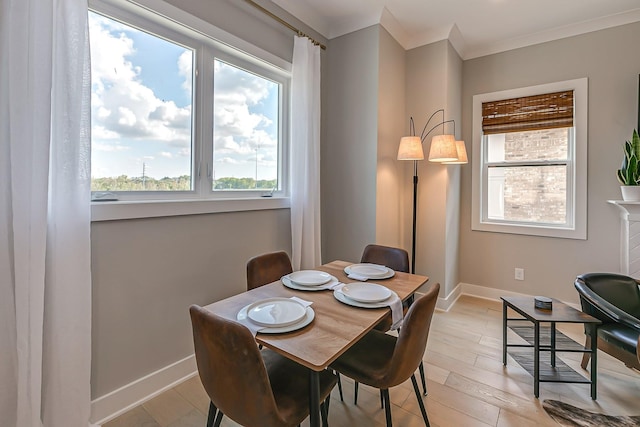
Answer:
543, 399, 640, 426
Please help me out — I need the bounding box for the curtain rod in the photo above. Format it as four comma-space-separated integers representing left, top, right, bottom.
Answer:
243, 0, 327, 50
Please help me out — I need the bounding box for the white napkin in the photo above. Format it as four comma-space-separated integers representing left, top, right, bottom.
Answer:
289, 296, 313, 307
237, 318, 266, 337
347, 273, 369, 281
389, 296, 403, 330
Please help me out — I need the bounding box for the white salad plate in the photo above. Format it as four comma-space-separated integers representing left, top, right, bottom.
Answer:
334, 286, 399, 309
344, 263, 395, 279
282, 274, 339, 291
340, 283, 392, 303
237, 304, 315, 333
246, 297, 307, 327
288, 270, 332, 286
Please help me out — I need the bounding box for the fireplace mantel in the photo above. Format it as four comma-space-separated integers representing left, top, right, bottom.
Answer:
608, 200, 640, 276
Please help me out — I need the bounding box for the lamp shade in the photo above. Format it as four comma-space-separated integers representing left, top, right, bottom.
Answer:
442, 140, 468, 164
397, 136, 424, 160
428, 134, 458, 162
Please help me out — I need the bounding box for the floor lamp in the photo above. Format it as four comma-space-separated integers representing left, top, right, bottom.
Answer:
397, 110, 467, 274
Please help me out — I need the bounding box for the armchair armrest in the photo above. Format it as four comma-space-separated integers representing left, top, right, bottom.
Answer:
575, 279, 640, 331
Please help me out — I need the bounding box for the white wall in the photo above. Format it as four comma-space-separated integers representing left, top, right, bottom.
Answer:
460, 22, 640, 303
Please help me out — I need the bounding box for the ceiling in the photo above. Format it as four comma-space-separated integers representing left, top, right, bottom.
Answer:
271, 0, 640, 59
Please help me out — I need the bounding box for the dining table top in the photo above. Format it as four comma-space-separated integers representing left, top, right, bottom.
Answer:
203, 260, 430, 371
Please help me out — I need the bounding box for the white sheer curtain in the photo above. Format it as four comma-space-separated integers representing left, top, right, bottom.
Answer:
290, 36, 322, 270
0, 0, 93, 426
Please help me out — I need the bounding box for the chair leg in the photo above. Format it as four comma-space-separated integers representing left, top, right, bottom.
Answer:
336, 372, 344, 401
382, 389, 392, 427
411, 374, 430, 426
321, 400, 328, 427
354, 381, 359, 405
380, 389, 384, 409
213, 409, 224, 427
206, 402, 217, 427
418, 361, 427, 395
581, 335, 591, 369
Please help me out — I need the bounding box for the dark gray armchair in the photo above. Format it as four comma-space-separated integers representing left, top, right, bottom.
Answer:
574, 273, 640, 371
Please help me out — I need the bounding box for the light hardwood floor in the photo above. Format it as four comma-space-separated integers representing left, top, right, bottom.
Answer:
102, 295, 640, 427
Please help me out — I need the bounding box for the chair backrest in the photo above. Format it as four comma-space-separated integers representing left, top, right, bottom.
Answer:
361, 244, 410, 273
189, 305, 285, 427
246, 251, 293, 290
384, 282, 440, 387
575, 273, 640, 321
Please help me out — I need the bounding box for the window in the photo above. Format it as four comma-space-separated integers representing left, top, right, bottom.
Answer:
88, 0, 289, 203
471, 79, 587, 239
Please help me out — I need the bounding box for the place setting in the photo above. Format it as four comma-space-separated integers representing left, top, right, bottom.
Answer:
236, 296, 315, 336
344, 263, 395, 281
333, 282, 403, 330
281, 269, 341, 291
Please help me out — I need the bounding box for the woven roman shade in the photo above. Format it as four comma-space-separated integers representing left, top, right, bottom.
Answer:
482, 90, 574, 134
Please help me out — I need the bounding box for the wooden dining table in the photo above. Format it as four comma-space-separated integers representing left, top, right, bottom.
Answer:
203, 260, 430, 427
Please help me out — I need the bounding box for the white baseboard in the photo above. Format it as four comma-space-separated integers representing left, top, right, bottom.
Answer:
91, 283, 579, 425
90, 354, 197, 426
436, 282, 580, 310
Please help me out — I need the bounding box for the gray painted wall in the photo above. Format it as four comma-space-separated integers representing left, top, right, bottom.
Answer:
91, 210, 291, 398
322, 26, 380, 264
460, 22, 640, 303
376, 27, 406, 248
405, 40, 464, 293
91, 0, 325, 400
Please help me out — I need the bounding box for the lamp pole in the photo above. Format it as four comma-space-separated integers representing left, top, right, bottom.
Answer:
411, 160, 418, 274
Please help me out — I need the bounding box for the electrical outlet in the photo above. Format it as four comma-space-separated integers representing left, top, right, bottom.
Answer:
515, 268, 525, 281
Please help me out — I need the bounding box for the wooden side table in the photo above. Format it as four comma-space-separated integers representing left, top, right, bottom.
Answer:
501, 296, 601, 399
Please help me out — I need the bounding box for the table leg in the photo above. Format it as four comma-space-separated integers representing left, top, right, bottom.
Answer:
589, 323, 598, 400
534, 321, 540, 398
550, 322, 556, 367
502, 302, 507, 365
309, 370, 320, 427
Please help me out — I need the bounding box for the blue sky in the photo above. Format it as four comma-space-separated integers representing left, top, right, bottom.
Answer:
89, 11, 279, 183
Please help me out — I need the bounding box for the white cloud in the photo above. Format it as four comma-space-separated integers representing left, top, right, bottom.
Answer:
178, 51, 192, 97
92, 142, 131, 152
89, 13, 192, 146
160, 151, 173, 158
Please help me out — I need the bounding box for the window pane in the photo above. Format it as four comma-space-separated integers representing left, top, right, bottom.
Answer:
213, 59, 279, 191
487, 128, 569, 163
487, 165, 567, 224
89, 12, 193, 191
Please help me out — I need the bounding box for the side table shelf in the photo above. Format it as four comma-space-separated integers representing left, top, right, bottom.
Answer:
508, 326, 590, 384
501, 296, 601, 399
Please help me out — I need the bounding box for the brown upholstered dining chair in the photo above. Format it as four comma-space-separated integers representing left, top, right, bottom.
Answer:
357, 243, 427, 399
246, 250, 293, 290
361, 244, 410, 274
189, 305, 337, 427
330, 282, 440, 427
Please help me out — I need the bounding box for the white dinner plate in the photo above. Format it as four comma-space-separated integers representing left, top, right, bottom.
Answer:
282, 274, 339, 291
288, 270, 332, 286
246, 297, 307, 327
237, 304, 315, 333
344, 264, 395, 280
341, 283, 392, 303
334, 286, 400, 309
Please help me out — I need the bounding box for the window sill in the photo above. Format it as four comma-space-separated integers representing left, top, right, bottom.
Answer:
91, 197, 290, 222
472, 220, 586, 240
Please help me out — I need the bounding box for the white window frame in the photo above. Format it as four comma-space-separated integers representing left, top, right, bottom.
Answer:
471, 78, 588, 239
89, 0, 291, 221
